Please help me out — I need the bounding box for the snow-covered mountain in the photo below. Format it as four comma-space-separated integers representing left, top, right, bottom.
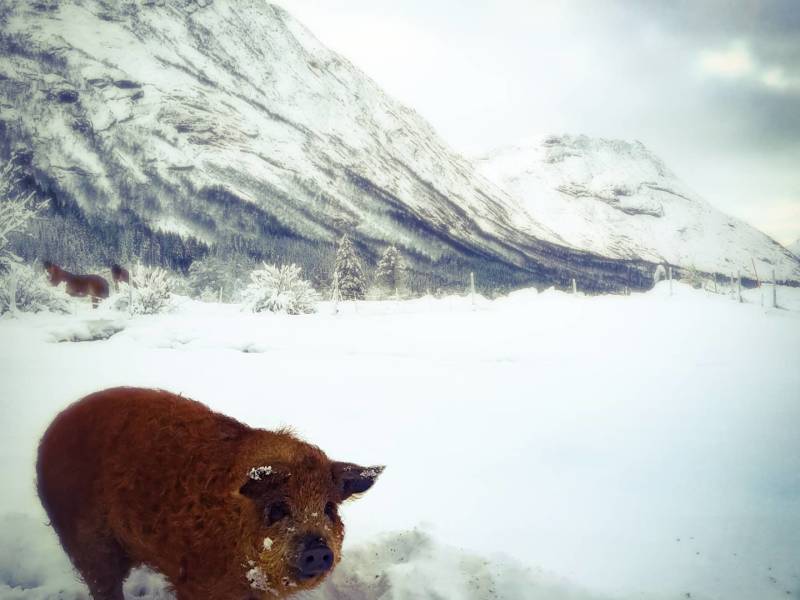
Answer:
2, 1, 796, 290
789, 239, 800, 259
0, 0, 650, 292
476, 135, 800, 283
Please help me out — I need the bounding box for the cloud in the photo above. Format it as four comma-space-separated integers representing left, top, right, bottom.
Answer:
699, 41, 755, 78
698, 40, 800, 92
760, 67, 797, 91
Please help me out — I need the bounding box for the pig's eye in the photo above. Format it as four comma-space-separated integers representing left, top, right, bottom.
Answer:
266, 502, 291, 526
324, 501, 337, 520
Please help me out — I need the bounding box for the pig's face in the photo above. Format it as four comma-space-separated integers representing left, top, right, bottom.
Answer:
239, 456, 383, 596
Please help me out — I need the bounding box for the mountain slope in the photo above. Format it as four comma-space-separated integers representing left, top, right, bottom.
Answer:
0, 0, 652, 292
790, 239, 800, 259
3, 2, 795, 291
476, 135, 800, 283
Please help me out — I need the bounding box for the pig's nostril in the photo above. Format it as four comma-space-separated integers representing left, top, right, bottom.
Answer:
297, 541, 334, 577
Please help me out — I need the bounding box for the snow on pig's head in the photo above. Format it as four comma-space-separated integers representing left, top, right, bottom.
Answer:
238, 455, 383, 596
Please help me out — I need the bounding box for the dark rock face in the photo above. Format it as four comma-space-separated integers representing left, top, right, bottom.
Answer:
113, 79, 141, 89
71, 117, 93, 135
55, 89, 78, 103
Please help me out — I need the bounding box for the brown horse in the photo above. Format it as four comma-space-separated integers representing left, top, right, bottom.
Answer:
110, 263, 130, 292
43, 261, 110, 307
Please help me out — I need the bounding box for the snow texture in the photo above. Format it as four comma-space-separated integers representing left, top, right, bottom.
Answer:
1, 285, 799, 599
476, 135, 800, 281
243, 263, 318, 315
248, 465, 274, 481
307, 529, 612, 600
245, 565, 272, 593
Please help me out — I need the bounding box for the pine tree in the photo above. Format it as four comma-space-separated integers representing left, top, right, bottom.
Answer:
188, 255, 251, 302
334, 234, 366, 300
375, 245, 405, 296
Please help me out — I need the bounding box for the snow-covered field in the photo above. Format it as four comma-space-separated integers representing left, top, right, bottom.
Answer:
1, 284, 799, 600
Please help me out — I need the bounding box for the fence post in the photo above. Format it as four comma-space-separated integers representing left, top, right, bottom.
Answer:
8, 268, 18, 315
331, 274, 340, 315
751, 258, 760, 287
772, 269, 778, 309
572, 278, 577, 295
470, 272, 476, 306
668, 266, 673, 296
737, 270, 742, 303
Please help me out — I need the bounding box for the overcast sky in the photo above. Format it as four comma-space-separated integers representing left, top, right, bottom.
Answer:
275, 0, 800, 247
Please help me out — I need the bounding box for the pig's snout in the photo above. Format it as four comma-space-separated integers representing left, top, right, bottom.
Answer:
296, 538, 334, 578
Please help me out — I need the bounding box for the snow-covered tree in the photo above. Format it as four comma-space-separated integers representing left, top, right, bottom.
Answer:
113, 264, 173, 315
334, 234, 366, 300
0, 263, 70, 315
0, 161, 39, 271
683, 264, 703, 289
244, 263, 318, 315
187, 255, 250, 302
375, 245, 405, 295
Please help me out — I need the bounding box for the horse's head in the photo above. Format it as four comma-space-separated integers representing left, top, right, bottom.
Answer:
42, 261, 61, 285
111, 263, 129, 284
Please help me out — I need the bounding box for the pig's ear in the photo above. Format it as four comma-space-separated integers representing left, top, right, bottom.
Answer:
332, 462, 384, 501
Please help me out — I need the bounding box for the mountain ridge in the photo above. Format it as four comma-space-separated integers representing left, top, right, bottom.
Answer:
2, 0, 651, 292
789, 239, 800, 258
476, 134, 800, 283
1, 0, 796, 291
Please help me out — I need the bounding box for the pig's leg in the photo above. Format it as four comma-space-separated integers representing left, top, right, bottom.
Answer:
68, 530, 130, 600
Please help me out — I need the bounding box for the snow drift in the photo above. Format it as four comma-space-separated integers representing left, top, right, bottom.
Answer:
0, 515, 609, 600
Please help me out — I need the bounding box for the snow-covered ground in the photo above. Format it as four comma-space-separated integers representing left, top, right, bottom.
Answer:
1, 284, 799, 600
